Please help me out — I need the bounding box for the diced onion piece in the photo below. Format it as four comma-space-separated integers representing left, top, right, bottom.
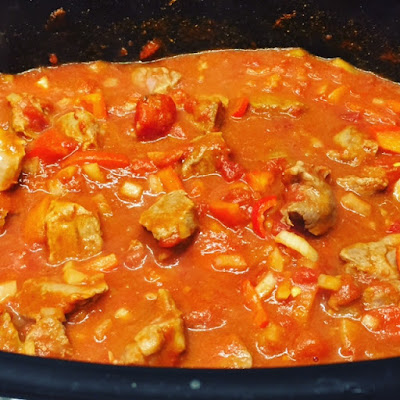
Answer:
372, 98, 385, 105
261, 323, 281, 343
114, 307, 132, 320
327, 86, 347, 104
93, 193, 113, 217
120, 181, 143, 201
267, 247, 286, 272
103, 78, 119, 88
276, 281, 291, 300
341, 193, 371, 217
393, 179, 400, 202
63, 263, 88, 285
82, 163, 106, 183
275, 231, 319, 262
212, 254, 248, 273
255, 271, 276, 299
291, 286, 302, 298
361, 314, 380, 331
318, 274, 342, 291
36, 76, 49, 89
0, 280, 17, 303
331, 58, 358, 74
148, 174, 164, 194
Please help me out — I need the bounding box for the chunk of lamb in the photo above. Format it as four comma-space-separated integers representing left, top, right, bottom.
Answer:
0, 312, 22, 353
131, 67, 181, 94
181, 132, 228, 178
189, 97, 226, 132
119, 289, 185, 366
139, 190, 198, 247
340, 234, 400, 282
281, 161, 337, 236
13, 273, 108, 319
0, 129, 26, 191
56, 109, 101, 149
45, 200, 103, 264
24, 308, 71, 358
7, 93, 49, 136
337, 167, 388, 196
326, 126, 378, 167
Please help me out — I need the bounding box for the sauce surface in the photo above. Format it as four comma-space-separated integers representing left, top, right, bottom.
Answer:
1, 49, 400, 368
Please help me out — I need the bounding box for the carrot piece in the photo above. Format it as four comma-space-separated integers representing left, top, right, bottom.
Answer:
24, 197, 51, 245
243, 280, 269, 328
375, 129, 400, 153
62, 150, 131, 169
147, 149, 184, 168
77, 92, 107, 119
231, 96, 249, 118
156, 166, 184, 192
26, 128, 78, 164
209, 201, 248, 228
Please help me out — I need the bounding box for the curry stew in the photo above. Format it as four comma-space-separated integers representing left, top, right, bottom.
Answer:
1, 49, 400, 367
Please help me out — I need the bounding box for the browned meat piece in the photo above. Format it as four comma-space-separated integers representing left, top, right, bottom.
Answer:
139, 190, 198, 247
0, 129, 25, 191
25, 308, 71, 358
250, 94, 305, 118
56, 109, 101, 149
190, 97, 226, 132
131, 67, 181, 94
118, 289, 185, 366
7, 93, 49, 136
13, 273, 108, 319
209, 334, 253, 368
0, 312, 22, 353
362, 282, 400, 310
336, 167, 388, 196
281, 161, 337, 236
118, 343, 145, 365
326, 126, 378, 167
45, 200, 103, 264
181, 132, 228, 178
340, 234, 400, 282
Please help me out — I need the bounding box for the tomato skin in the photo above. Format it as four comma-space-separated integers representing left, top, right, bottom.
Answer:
231, 96, 249, 118
135, 94, 177, 141
328, 274, 361, 310
292, 267, 318, 286
208, 201, 249, 228
292, 332, 328, 361
23, 105, 49, 132
217, 155, 245, 182
251, 196, 278, 238
242, 280, 269, 328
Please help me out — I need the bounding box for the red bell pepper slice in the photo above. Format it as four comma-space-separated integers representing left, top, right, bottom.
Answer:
251, 195, 278, 238
62, 150, 131, 169
231, 96, 249, 118
26, 129, 78, 164
243, 280, 269, 328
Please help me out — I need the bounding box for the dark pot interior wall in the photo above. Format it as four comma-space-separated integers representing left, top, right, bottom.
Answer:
0, 0, 400, 80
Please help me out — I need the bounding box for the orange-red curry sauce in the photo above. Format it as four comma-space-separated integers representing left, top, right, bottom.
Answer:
1, 49, 400, 368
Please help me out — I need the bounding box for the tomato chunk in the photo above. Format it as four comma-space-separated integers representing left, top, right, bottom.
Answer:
26, 128, 78, 163
139, 39, 162, 61
231, 96, 249, 118
135, 94, 177, 141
